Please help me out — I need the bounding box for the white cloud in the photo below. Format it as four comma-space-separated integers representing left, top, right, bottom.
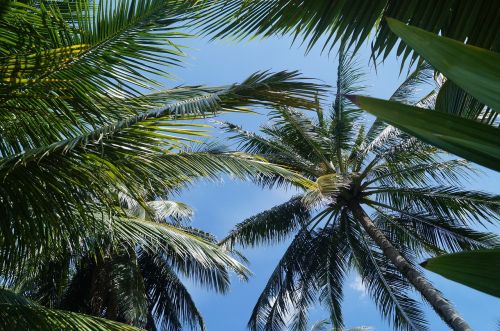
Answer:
349, 275, 367, 297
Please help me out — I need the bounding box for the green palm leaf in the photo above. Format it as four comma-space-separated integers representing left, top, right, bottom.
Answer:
348, 95, 500, 171
386, 18, 500, 113
421, 248, 500, 298
112, 217, 250, 288
0, 71, 320, 275
220, 196, 310, 249
434, 80, 496, 125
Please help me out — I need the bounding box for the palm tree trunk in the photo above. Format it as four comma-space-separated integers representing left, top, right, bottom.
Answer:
348, 201, 472, 331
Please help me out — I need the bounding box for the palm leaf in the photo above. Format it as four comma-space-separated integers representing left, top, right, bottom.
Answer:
386, 18, 500, 112
421, 248, 500, 298
220, 121, 319, 177
346, 221, 427, 331
220, 196, 310, 249
247, 229, 315, 331
0, 0, 196, 151
0, 72, 319, 274
196, 0, 500, 61
271, 107, 333, 167
0, 288, 143, 331
113, 217, 250, 287
365, 186, 500, 225
317, 222, 350, 329
138, 250, 206, 331
348, 95, 500, 171
330, 51, 365, 173
435, 80, 497, 125
110, 252, 149, 326
373, 210, 499, 256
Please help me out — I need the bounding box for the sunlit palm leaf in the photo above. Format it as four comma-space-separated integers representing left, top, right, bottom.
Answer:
349, 95, 500, 171
386, 18, 500, 113
422, 248, 500, 298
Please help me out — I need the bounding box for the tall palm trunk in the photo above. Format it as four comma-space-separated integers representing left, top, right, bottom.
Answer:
348, 202, 472, 331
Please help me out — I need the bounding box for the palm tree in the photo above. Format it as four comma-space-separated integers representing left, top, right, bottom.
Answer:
219, 54, 500, 331
0, 1, 323, 329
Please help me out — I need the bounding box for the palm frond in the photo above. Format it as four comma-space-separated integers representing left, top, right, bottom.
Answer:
366, 186, 500, 225
389, 62, 435, 105
268, 107, 332, 169
289, 278, 317, 331
120, 193, 194, 224
308, 319, 331, 331
346, 221, 428, 331
220, 121, 320, 179
435, 80, 498, 125
3, 0, 191, 94
0, 70, 319, 274
330, 51, 365, 173
317, 220, 350, 329
11, 253, 73, 308
365, 159, 475, 188
196, 0, 500, 62
1, 70, 324, 160
110, 252, 149, 326
248, 229, 315, 331
138, 250, 206, 331
373, 210, 500, 255
220, 196, 310, 250
0, 288, 142, 331
113, 217, 250, 288
0, 0, 197, 156
362, 61, 435, 153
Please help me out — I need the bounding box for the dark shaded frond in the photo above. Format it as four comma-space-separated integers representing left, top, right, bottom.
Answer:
139, 250, 205, 331
196, 0, 500, 63
345, 220, 428, 331
110, 253, 148, 326
0, 289, 142, 331
374, 210, 500, 255
435, 80, 498, 125
316, 220, 350, 329
220, 196, 310, 249
248, 229, 315, 331
366, 186, 500, 225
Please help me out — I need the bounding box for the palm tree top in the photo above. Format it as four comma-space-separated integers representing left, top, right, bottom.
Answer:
219, 54, 500, 331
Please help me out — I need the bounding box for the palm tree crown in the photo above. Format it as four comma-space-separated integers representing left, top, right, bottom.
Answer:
220, 55, 500, 331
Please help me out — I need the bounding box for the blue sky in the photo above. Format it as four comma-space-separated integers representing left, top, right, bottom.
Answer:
163, 35, 500, 330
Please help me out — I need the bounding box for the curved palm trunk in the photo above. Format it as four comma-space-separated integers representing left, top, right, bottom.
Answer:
348, 202, 472, 331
